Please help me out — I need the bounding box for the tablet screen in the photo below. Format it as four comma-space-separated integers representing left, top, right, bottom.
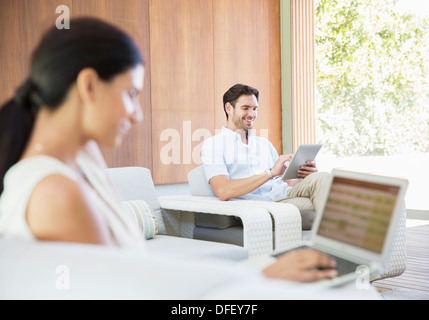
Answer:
281, 144, 322, 180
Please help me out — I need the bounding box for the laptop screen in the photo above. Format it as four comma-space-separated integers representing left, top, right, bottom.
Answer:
317, 176, 400, 253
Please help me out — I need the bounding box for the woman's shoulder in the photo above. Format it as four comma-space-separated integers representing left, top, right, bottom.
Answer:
11, 156, 83, 212
0, 156, 83, 241
22, 158, 112, 244
31, 172, 82, 198
2, 155, 77, 194
7, 155, 75, 180
27, 173, 83, 219
26, 172, 112, 244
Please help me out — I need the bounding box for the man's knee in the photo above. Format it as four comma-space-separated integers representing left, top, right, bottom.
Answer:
312, 171, 330, 179
304, 171, 331, 185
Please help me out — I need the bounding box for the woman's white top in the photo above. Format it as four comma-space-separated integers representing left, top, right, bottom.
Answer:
0, 152, 147, 251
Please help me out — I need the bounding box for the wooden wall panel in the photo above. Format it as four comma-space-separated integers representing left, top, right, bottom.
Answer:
0, 0, 73, 105
0, 0, 282, 185
291, 0, 316, 150
149, 0, 215, 184
213, 0, 282, 154
0, 0, 152, 170
72, 0, 153, 170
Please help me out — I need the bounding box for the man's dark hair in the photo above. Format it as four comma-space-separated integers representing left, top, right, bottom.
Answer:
222, 84, 259, 120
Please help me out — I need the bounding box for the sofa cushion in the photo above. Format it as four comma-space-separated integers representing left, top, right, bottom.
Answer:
195, 213, 241, 229
188, 166, 241, 229
107, 167, 167, 234
123, 200, 158, 240
0, 238, 252, 299
187, 165, 217, 197
0, 238, 381, 299
146, 235, 248, 263
193, 226, 243, 246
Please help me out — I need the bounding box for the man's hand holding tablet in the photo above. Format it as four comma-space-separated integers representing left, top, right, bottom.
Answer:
281, 144, 322, 180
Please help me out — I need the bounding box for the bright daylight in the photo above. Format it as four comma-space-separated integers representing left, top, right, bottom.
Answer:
315, 0, 429, 213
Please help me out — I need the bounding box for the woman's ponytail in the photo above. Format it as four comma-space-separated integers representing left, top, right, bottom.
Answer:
0, 79, 39, 194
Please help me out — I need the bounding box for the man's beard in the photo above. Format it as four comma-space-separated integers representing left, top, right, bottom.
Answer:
232, 114, 253, 131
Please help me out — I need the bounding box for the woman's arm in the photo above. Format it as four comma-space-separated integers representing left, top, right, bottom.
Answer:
26, 174, 114, 245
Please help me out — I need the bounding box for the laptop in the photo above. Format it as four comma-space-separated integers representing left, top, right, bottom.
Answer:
273, 169, 408, 287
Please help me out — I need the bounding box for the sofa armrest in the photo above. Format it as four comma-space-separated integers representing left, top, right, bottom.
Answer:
227, 200, 302, 251
371, 201, 407, 281
164, 196, 302, 250
158, 195, 273, 257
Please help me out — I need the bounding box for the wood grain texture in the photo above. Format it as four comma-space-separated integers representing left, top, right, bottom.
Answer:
291, 0, 316, 151
149, 0, 215, 184
0, 0, 282, 185
0, 0, 73, 105
213, 0, 282, 154
72, 0, 153, 170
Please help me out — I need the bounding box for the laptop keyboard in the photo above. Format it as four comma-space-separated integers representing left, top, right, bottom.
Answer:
328, 254, 361, 277
273, 246, 362, 277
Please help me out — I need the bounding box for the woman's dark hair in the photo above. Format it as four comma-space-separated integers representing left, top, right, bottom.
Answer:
222, 84, 259, 120
0, 17, 144, 194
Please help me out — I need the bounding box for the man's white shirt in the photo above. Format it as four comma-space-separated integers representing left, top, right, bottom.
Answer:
201, 126, 291, 200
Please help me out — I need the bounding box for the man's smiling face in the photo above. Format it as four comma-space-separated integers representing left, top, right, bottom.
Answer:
228, 94, 258, 132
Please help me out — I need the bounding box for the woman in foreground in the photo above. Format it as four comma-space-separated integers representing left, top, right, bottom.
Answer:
0, 18, 337, 287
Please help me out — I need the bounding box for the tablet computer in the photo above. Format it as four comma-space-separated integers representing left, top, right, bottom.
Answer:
281, 144, 323, 180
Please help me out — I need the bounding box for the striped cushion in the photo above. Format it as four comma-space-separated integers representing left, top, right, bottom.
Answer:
123, 200, 158, 240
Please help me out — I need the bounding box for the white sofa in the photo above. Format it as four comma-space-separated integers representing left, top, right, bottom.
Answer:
0, 166, 383, 299
106, 166, 252, 261
107, 166, 283, 257
0, 237, 383, 300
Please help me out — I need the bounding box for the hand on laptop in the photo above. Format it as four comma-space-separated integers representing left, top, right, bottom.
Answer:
263, 248, 337, 282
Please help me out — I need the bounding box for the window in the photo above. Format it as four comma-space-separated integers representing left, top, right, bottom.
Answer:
315, 0, 429, 214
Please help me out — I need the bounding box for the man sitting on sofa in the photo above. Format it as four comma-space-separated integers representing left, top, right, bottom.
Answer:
201, 84, 330, 227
